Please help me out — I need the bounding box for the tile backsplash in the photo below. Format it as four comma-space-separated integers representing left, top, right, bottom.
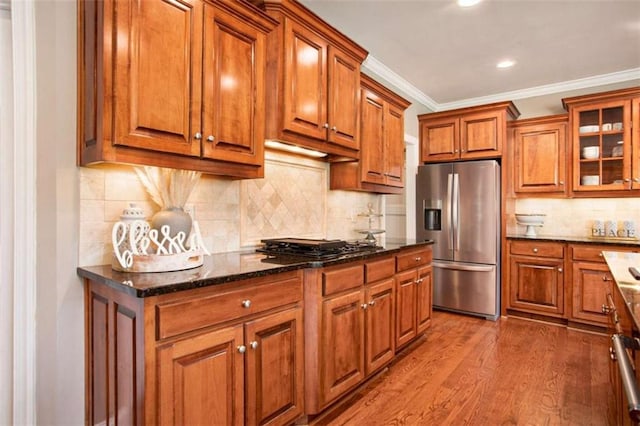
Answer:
78, 151, 382, 267
510, 198, 640, 238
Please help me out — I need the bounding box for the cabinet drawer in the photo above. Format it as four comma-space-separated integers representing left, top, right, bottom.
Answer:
365, 256, 395, 283
396, 248, 432, 272
509, 240, 563, 258
572, 244, 637, 262
156, 274, 303, 340
323, 264, 365, 296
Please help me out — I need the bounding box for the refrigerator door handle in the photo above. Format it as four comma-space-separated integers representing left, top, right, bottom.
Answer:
453, 173, 460, 252
447, 173, 454, 250
432, 260, 495, 273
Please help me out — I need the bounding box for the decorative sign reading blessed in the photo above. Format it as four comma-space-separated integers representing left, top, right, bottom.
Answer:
112, 220, 210, 273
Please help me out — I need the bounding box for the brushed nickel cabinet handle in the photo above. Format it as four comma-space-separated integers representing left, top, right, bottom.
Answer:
249, 341, 258, 350
237, 345, 247, 354
206, 135, 215, 142
194, 132, 202, 140
242, 299, 251, 308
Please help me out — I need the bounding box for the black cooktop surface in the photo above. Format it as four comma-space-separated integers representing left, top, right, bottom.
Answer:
257, 237, 379, 259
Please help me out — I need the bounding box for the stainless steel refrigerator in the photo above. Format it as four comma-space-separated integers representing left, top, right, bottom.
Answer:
416, 160, 500, 320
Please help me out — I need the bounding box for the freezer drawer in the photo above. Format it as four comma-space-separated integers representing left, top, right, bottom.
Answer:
432, 260, 499, 320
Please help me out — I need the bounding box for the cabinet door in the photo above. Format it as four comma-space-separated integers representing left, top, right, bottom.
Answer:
359, 88, 385, 185
244, 307, 304, 426
327, 46, 360, 150
395, 269, 417, 348
571, 262, 614, 325
632, 97, 640, 189
460, 110, 502, 159
509, 256, 564, 315
383, 103, 405, 187
157, 325, 244, 425
282, 19, 327, 141
416, 266, 433, 334
364, 278, 395, 375
571, 99, 632, 191
202, 4, 266, 166
321, 289, 365, 406
420, 116, 459, 162
513, 121, 567, 194
112, 0, 202, 157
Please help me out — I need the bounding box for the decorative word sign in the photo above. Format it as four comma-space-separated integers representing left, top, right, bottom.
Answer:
112, 220, 211, 273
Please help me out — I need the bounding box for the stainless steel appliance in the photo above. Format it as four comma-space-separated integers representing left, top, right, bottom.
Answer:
416, 160, 500, 320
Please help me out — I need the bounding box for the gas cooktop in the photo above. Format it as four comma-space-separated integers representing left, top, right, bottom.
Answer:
257, 237, 381, 260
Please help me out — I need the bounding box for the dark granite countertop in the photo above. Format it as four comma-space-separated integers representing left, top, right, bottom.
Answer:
77, 238, 433, 298
507, 233, 640, 247
603, 251, 640, 331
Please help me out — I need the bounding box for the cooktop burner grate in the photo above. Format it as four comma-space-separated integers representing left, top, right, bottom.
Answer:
257, 237, 380, 259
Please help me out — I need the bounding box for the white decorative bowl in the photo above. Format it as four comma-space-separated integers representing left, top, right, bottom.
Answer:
581, 146, 599, 159
581, 175, 600, 186
579, 125, 599, 133
515, 213, 545, 237
515, 213, 545, 225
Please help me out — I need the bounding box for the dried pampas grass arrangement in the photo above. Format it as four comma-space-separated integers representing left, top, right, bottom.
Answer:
135, 166, 201, 209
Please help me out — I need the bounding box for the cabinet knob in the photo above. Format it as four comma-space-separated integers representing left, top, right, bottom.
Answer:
416, 278, 423, 284
206, 135, 215, 142
634, 178, 640, 183
368, 300, 376, 307
241, 299, 251, 308
331, 126, 337, 132
323, 123, 329, 129
602, 275, 612, 281
194, 132, 202, 140
610, 346, 617, 361
415, 257, 422, 262
361, 303, 368, 310
532, 248, 538, 253
237, 345, 247, 354
249, 341, 259, 350
557, 267, 563, 273
602, 304, 613, 314
624, 178, 631, 182
559, 181, 564, 185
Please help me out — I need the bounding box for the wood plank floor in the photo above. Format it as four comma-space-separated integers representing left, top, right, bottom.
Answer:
314, 311, 613, 426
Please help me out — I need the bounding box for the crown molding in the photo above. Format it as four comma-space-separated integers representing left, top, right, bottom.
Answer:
362, 53, 640, 112
362, 55, 438, 111
438, 68, 640, 110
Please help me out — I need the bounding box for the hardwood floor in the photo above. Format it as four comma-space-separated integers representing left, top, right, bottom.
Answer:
314, 311, 612, 426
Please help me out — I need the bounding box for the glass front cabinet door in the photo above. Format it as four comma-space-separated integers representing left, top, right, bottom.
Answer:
564, 88, 640, 193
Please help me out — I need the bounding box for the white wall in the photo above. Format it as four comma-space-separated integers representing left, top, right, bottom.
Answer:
34, 1, 83, 424
0, 2, 14, 423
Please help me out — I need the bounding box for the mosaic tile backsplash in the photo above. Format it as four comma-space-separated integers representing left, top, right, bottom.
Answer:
78, 152, 382, 267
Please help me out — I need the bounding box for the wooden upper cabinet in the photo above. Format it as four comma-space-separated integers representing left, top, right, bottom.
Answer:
201, 4, 268, 167
509, 115, 568, 196
258, 0, 368, 158
111, 0, 203, 158
327, 46, 361, 150
419, 101, 520, 163
282, 20, 328, 141
78, 0, 276, 177
330, 74, 411, 194
562, 87, 640, 195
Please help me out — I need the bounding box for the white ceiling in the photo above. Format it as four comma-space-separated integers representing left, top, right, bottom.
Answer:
300, 0, 640, 112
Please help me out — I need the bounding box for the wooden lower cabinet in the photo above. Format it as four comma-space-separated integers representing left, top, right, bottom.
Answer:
320, 288, 366, 407
84, 270, 304, 426
304, 256, 398, 415
157, 325, 245, 425
506, 240, 565, 317
395, 249, 433, 350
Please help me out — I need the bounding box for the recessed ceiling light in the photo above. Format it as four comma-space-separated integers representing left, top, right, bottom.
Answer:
497, 59, 516, 69
457, 0, 482, 7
